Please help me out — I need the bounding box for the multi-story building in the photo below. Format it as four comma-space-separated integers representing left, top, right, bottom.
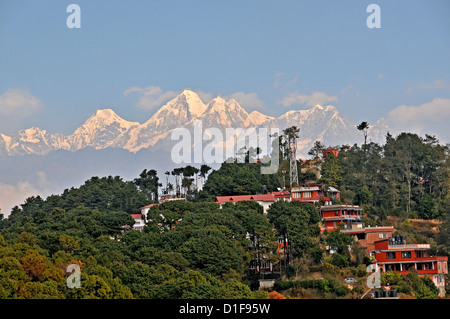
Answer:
290, 186, 322, 203
290, 185, 340, 204
370, 237, 448, 297
130, 213, 147, 231
319, 204, 363, 232
340, 222, 396, 252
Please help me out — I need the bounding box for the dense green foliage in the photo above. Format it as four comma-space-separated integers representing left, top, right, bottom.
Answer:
337, 133, 449, 220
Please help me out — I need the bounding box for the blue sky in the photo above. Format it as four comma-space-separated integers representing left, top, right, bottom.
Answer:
0, 0, 449, 139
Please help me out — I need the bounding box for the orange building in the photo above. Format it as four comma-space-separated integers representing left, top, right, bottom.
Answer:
371, 237, 448, 297
322, 147, 338, 157
340, 222, 396, 252
290, 186, 340, 204
290, 186, 321, 202
320, 204, 363, 232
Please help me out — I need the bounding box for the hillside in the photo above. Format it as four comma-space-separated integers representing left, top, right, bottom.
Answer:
0, 130, 448, 300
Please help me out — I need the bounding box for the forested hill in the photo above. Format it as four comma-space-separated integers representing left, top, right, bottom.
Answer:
0, 131, 448, 299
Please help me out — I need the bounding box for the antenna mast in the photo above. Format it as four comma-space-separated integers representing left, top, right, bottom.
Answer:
288, 126, 299, 188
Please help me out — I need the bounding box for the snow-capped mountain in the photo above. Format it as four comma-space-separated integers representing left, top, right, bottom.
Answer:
249, 111, 275, 126
199, 97, 253, 129
122, 89, 209, 153
144, 89, 207, 132
67, 109, 140, 151
0, 89, 388, 158
0, 127, 68, 156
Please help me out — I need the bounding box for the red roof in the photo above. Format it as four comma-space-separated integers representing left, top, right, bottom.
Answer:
140, 204, 158, 209
130, 214, 143, 219
215, 194, 276, 204
271, 191, 290, 197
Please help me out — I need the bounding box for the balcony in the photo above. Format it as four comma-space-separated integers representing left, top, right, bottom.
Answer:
379, 257, 448, 275
387, 243, 430, 250
322, 214, 361, 221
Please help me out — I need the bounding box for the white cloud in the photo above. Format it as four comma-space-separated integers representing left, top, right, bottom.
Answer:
124, 86, 178, 110
225, 92, 265, 109
0, 88, 43, 115
0, 171, 54, 217
278, 91, 338, 107
388, 97, 450, 139
0, 181, 39, 216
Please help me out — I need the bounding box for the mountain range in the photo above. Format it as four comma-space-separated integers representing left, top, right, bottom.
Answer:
0, 89, 388, 158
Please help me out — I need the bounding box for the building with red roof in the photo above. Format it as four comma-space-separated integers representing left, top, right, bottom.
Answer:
130, 213, 146, 231
215, 193, 277, 215
319, 204, 363, 232
370, 237, 448, 297
340, 222, 396, 253
271, 190, 291, 202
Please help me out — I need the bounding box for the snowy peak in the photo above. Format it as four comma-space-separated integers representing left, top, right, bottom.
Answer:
249, 111, 275, 126
204, 96, 227, 113
312, 104, 324, 111
179, 89, 207, 117
83, 108, 138, 127
201, 96, 251, 128
144, 90, 206, 130
19, 127, 47, 142
0, 127, 69, 156
68, 109, 140, 150
310, 104, 338, 114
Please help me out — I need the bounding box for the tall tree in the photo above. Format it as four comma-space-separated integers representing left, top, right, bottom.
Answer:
357, 122, 370, 145
308, 140, 325, 159
319, 152, 342, 188
199, 164, 212, 187
134, 169, 162, 203
164, 171, 171, 195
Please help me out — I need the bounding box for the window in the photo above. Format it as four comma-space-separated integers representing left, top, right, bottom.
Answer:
356, 233, 366, 240
303, 192, 312, 199
386, 264, 396, 271
386, 252, 396, 259
404, 263, 414, 271
401, 251, 411, 258
379, 233, 388, 239
334, 210, 339, 216
416, 250, 425, 258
